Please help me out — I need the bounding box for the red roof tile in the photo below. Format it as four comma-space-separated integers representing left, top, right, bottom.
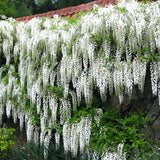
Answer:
64, 8, 71, 15
98, 0, 103, 5
85, 2, 95, 10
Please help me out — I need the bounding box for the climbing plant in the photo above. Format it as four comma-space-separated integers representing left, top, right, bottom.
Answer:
1, 1, 160, 159
90, 108, 157, 160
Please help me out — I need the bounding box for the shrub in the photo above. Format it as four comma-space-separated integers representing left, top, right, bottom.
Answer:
0, 128, 16, 158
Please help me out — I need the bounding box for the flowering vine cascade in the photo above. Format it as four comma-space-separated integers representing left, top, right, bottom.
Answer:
0, 1, 160, 159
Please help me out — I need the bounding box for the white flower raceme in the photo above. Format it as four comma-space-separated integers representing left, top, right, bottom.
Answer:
101, 144, 126, 160
63, 117, 92, 156
6, 101, 12, 118
55, 131, 60, 149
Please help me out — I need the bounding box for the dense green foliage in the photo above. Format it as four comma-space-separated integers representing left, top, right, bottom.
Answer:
0, 0, 16, 18
0, 128, 17, 158
68, 106, 159, 160
0, 0, 34, 18
3, 106, 155, 160
90, 109, 156, 159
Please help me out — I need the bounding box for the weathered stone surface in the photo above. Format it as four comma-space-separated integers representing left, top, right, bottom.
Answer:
152, 115, 160, 139
147, 99, 160, 124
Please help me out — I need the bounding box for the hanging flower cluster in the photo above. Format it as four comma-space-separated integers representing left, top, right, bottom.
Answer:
63, 117, 92, 157
101, 144, 126, 160
0, 1, 160, 159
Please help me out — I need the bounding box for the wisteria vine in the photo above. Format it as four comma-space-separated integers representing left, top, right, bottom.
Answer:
0, 1, 160, 159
